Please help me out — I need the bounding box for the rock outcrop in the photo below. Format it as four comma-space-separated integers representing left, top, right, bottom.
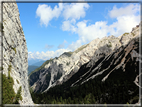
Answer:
29, 20, 140, 93
31, 23, 141, 104
2, 1, 33, 105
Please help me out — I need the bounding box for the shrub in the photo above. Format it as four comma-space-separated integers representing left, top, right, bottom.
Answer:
14, 86, 22, 104
8, 64, 12, 79
16, 79, 19, 84
0, 67, 3, 70
123, 33, 129, 36
0, 22, 4, 32
107, 42, 112, 48
3, 68, 22, 104
11, 47, 17, 54
66, 62, 70, 66
131, 32, 135, 36
2, 74, 15, 104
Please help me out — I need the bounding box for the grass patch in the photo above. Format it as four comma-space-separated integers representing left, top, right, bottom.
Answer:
74, 44, 89, 53
11, 47, 17, 54
16, 79, 19, 84
107, 41, 112, 48
131, 32, 135, 37
63, 52, 73, 57
122, 33, 129, 36
8, 64, 12, 79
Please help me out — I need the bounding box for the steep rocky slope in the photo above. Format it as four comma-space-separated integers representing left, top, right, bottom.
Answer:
29, 36, 120, 93
31, 23, 141, 104
29, 21, 140, 93
2, 1, 33, 104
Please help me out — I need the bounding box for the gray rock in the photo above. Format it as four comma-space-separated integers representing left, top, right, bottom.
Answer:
29, 22, 140, 93
2, 1, 33, 105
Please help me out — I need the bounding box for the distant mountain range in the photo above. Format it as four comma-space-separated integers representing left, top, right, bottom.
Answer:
28, 65, 39, 75
28, 59, 45, 66
28, 59, 45, 75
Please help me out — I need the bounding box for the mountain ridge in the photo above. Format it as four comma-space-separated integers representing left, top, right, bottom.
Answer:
29, 22, 140, 94
31, 33, 141, 105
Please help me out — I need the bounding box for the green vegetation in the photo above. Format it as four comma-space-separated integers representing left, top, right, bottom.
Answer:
63, 52, 73, 57
14, 86, 22, 104
31, 76, 138, 104
107, 41, 112, 47
74, 44, 89, 53
131, 32, 135, 37
29, 59, 53, 77
8, 64, 12, 79
1, 22, 4, 32
123, 33, 129, 36
11, 47, 17, 54
66, 62, 70, 66
2, 74, 22, 104
2, 74, 15, 104
31, 41, 139, 104
16, 79, 19, 84
0, 67, 3, 70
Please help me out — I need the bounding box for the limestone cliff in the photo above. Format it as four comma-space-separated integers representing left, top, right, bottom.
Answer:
29, 20, 140, 93
31, 23, 141, 104
2, 1, 33, 104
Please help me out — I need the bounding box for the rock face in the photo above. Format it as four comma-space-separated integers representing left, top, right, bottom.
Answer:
29, 21, 141, 93
2, 2, 33, 104
70, 35, 141, 87
31, 23, 141, 104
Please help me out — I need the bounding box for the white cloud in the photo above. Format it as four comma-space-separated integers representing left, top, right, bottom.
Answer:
109, 4, 140, 18
36, 3, 89, 27
34, 3, 140, 59
64, 4, 140, 51
108, 15, 140, 36
67, 21, 108, 50
28, 48, 71, 60
36, 3, 63, 26
62, 3, 90, 20
68, 39, 82, 51
61, 19, 77, 32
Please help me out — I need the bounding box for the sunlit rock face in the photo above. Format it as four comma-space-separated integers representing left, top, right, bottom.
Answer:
29, 19, 140, 93
2, 1, 33, 105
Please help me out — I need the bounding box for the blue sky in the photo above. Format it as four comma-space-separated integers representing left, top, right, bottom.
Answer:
17, 2, 140, 60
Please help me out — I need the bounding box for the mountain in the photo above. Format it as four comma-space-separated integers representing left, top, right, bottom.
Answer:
28, 60, 45, 75
31, 24, 141, 104
31, 60, 45, 67
29, 39, 102, 93
2, 1, 33, 104
28, 59, 45, 66
28, 65, 39, 75
29, 22, 140, 95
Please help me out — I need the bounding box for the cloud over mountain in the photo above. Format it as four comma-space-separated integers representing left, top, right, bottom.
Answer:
33, 3, 140, 59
